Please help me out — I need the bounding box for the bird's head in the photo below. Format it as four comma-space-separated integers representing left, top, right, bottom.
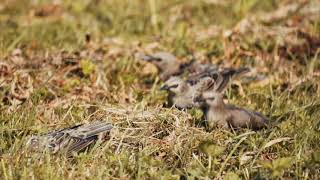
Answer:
160, 76, 188, 94
140, 52, 179, 71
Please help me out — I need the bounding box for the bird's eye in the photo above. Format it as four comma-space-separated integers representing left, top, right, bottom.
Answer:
207, 97, 215, 101
170, 84, 179, 89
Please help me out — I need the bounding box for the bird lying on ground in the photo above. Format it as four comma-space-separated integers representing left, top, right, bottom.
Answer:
160, 67, 250, 109
193, 73, 269, 130
137, 51, 217, 81
26, 121, 113, 156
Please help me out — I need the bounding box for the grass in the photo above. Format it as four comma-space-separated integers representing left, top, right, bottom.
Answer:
0, 0, 320, 179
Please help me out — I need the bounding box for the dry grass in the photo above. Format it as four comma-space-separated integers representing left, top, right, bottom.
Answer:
0, 0, 320, 179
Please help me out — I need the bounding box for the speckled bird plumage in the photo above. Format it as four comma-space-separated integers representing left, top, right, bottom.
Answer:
26, 121, 113, 156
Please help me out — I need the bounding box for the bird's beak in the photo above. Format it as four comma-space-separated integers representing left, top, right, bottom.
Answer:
140, 55, 153, 61
160, 84, 170, 91
140, 55, 161, 62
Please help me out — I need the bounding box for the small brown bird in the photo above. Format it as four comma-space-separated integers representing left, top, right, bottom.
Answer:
137, 52, 217, 81
193, 74, 268, 130
26, 121, 113, 156
160, 68, 250, 109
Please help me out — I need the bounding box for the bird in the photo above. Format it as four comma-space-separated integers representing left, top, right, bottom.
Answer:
160, 67, 250, 109
160, 76, 197, 109
26, 121, 113, 156
137, 51, 217, 81
193, 73, 269, 130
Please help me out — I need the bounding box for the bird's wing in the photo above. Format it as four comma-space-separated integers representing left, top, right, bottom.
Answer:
194, 77, 215, 92
188, 67, 250, 85
46, 122, 113, 154
68, 121, 113, 139
213, 67, 250, 93
227, 105, 268, 130
62, 136, 98, 156
221, 67, 250, 79
186, 65, 218, 85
